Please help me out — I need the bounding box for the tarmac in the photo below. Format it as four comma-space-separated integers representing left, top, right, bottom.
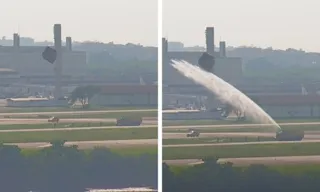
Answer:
0, 109, 156, 116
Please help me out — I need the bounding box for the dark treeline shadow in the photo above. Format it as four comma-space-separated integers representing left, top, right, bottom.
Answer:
0, 141, 157, 192
163, 158, 320, 192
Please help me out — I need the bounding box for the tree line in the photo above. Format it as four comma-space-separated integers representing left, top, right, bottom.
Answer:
163, 158, 320, 192
0, 142, 157, 192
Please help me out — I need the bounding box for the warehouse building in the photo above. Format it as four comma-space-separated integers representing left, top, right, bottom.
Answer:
90, 85, 157, 107
251, 95, 320, 118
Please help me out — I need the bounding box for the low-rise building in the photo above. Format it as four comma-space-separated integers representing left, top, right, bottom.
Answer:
90, 85, 157, 107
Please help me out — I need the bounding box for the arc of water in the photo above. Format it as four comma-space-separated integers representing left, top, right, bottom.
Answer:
171, 59, 281, 132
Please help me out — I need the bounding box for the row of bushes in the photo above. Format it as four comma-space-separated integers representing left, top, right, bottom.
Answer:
0, 141, 157, 192
163, 158, 320, 192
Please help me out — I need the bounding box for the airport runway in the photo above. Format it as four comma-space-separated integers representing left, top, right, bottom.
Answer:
163, 132, 320, 139
0, 124, 157, 132
164, 155, 320, 166
0, 118, 157, 125
5, 139, 158, 149
163, 139, 320, 147
163, 122, 320, 130
0, 109, 156, 116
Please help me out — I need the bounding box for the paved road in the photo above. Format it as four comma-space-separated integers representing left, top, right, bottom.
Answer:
164, 155, 320, 166
0, 109, 156, 116
0, 124, 157, 132
0, 118, 116, 124
5, 139, 158, 149
163, 139, 320, 147
163, 132, 320, 139
163, 122, 320, 130
0, 118, 157, 125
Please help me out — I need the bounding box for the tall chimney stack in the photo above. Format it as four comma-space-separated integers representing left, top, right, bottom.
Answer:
66, 36, 72, 51
53, 24, 62, 99
162, 38, 168, 54
13, 33, 20, 48
205, 27, 214, 55
219, 41, 226, 57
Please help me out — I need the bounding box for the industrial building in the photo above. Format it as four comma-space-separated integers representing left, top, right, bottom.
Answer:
90, 85, 157, 107
0, 32, 87, 77
251, 95, 320, 118
162, 27, 243, 86
0, 24, 88, 101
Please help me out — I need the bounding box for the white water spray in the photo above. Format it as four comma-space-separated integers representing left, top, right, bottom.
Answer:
171, 60, 281, 131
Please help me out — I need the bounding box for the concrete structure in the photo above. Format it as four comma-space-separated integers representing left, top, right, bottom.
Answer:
66, 37, 72, 51
0, 46, 86, 76
0, 68, 20, 85
219, 41, 226, 57
205, 27, 215, 55
163, 111, 223, 120
90, 85, 157, 107
163, 26, 243, 86
252, 95, 320, 118
0, 25, 86, 78
13, 33, 20, 48
53, 24, 63, 99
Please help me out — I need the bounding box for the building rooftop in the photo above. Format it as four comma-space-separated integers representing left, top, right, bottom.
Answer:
99, 85, 157, 94
251, 95, 320, 105
6, 97, 49, 102
0, 68, 18, 75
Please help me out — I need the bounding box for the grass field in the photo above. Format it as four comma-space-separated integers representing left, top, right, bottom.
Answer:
0, 127, 157, 143
163, 118, 320, 126
163, 142, 320, 160
0, 122, 117, 130
168, 164, 320, 177
163, 137, 275, 145
21, 145, 158, 157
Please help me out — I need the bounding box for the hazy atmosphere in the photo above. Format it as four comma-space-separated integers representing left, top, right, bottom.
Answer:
163, 0, 320, 51
0, 0, 157, 46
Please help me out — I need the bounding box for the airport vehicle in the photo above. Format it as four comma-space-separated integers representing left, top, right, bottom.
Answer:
48, 116, 59, 123
275, 129, 304, 141
116, 117, 142, 126
187, 130, 200, 137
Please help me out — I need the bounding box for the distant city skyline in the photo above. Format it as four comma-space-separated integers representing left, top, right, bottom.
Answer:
163, 0, 320, 52
0, 0, 157, 46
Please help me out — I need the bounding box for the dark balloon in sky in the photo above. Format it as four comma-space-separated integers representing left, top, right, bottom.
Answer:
42, 47, 57, 64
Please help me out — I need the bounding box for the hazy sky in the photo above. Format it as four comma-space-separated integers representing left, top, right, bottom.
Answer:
0, 0, 157, 46
163, 0, 320, 52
